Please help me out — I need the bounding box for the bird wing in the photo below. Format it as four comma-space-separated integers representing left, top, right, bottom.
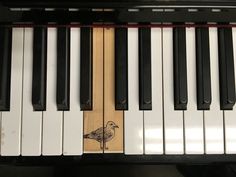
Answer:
89, 127, 103, 142
92, 127, 103, 135
104, 129, 114, 142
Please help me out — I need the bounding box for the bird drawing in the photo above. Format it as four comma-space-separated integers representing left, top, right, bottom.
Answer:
83, 121, 119, 150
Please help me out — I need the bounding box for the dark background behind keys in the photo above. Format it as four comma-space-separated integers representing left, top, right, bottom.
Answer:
0, 165, 236, 177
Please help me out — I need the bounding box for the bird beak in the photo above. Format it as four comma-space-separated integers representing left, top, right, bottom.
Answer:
114, 125, 119, 128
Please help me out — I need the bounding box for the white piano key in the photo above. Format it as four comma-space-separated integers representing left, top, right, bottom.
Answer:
204, 27, 224, 154
144, 27, 163, 154
42, 28, 63, 155
224, 26, 236, 154
1, 28, 24, 156
184, 27, 204, 154
125, 28, 143, 154
63, 28, 83, 155
162, 27, 184, 154
21, 28, 42, 156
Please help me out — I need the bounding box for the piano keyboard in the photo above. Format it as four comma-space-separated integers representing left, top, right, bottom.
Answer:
0, 24, 236, 156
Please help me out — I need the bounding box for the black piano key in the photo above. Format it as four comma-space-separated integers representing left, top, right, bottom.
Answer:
32, 27, 47, 111
115, 27, 128, 110
218, 25, 236, 110
0, 27, 12, 111
138, 26, 152, 110
56, 27, 70, 111
196, 26, 212, 110
173, 25, 188, 110
80, 27, 92, 110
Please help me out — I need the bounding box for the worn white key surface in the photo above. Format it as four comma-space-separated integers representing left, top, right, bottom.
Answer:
204, 27, 224, 154
21, 28, 42, 156
1, 28, 24, 156
144, 28, 163, 154
162, 27, 184, 154
224, 27, 236, 154
63, 28, 83, 155
125, 28, 143, 155
184, 27, 204, 154
42, 28, 63, 155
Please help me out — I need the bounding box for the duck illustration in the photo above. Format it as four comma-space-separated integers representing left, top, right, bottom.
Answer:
84, 121, 119, 149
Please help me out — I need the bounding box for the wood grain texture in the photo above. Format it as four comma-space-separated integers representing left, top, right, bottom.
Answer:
104, 28, 124, 153
83, 28, 104, 153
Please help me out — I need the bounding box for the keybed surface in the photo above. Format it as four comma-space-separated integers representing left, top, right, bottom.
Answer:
1, 21, 236, 156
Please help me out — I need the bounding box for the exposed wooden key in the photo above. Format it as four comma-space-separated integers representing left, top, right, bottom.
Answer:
104, 28, 123, 153
83, 28, 104, 153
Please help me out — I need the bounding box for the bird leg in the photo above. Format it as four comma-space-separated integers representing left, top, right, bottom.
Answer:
99, 142, 109, 150
100, 142, 103, 150
104, 143, 108, 150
